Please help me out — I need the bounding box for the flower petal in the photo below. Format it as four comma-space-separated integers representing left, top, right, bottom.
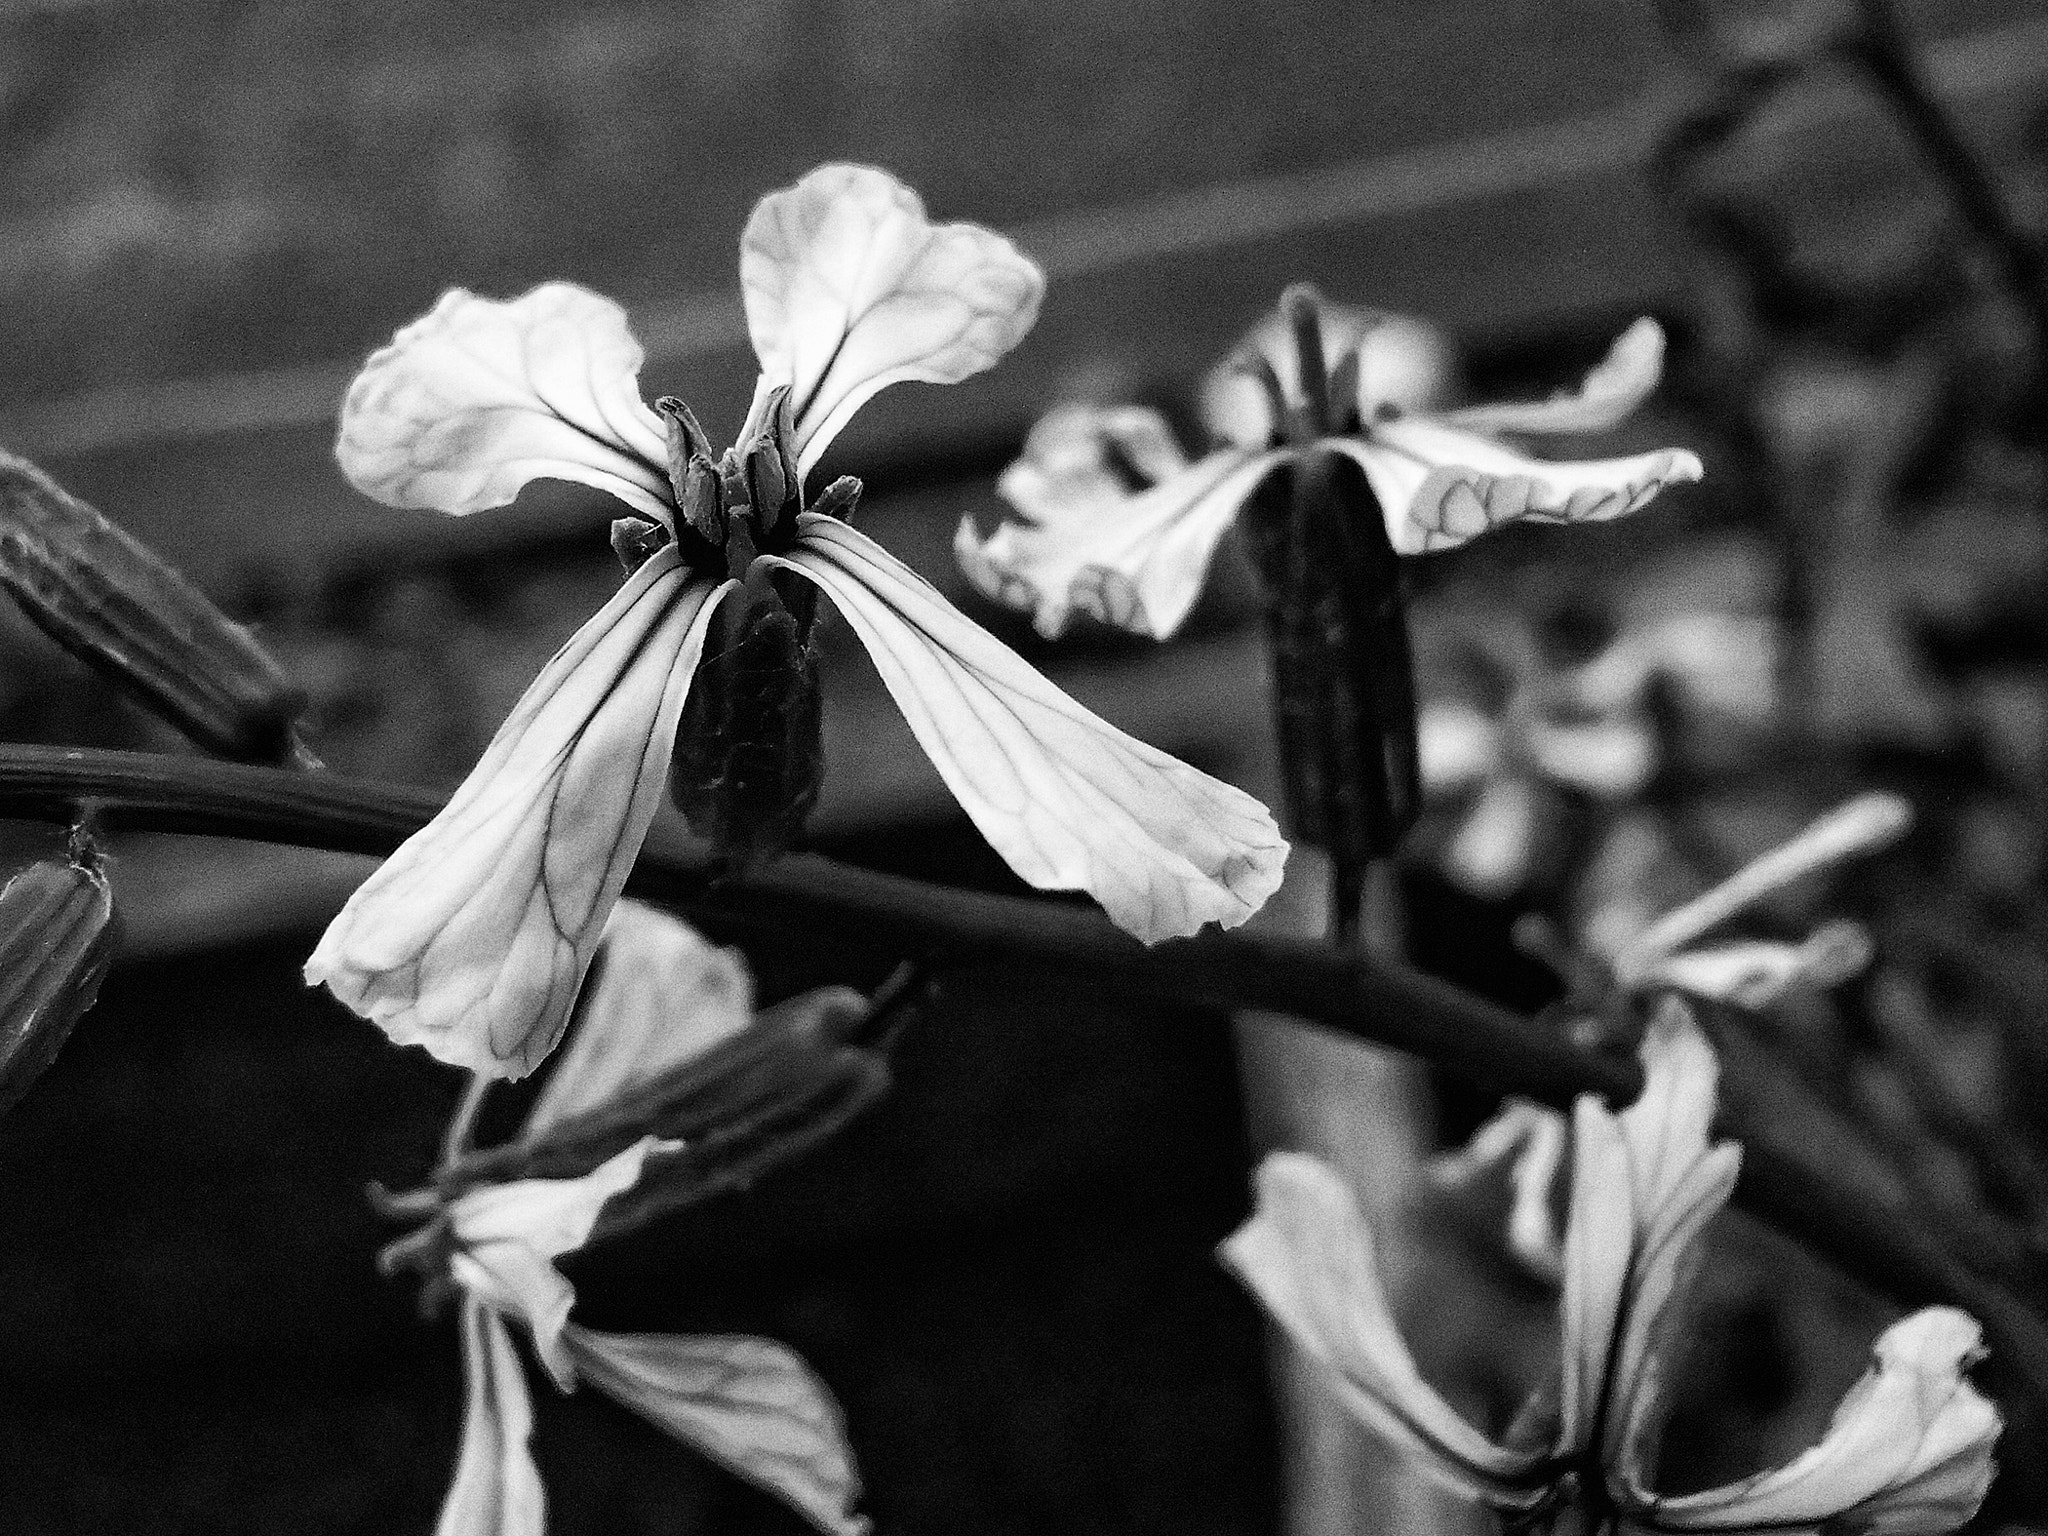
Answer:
523, 902, 755, 1140
436, 1300, 545, 1536
769, 515, 1288, 942
1443, 775, 1542, 899
740, 164, 1043, 476
337, 283, 673, 522
1202, 302, 1457, 450
1523, 716, 1657, 799
1642, 1308, 1999, 1532
1631, 923, 1875, 1010
1431, 1101, 1567, 1282
1221, 1153, 1548, 1507
451, 1137, 668, 1265
1438, 318, 1667, 437
1332, 420, 1701, 557
565, 1327, 870, 1536
1558, 1096, 1634, 1455
1417, 701, 1503, 792
453, 1241, 580, 1392
968, 404, 1279, 638
305, 552, 734, 1077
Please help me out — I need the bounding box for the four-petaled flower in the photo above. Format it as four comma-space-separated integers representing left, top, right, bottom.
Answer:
957, 289, 1703, 644
1225, 1003, 2000, 1533
390, 902, 871, 1536
306, 162, 1287, 1079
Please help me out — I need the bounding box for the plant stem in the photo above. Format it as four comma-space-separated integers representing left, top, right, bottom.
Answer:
4, 742, 2048, 1405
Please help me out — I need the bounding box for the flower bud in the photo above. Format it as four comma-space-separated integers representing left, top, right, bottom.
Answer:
0, 450, 306, 763
0, 856, 114, 1118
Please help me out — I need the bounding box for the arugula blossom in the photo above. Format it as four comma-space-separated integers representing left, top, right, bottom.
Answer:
1224, 1003, 2001, 1533
306, 163, 1287, 1078
401, 902, 870, 1536
957, 293, 1703, 644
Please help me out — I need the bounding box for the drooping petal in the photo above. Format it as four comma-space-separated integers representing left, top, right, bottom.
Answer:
1558, 1097, 1634, 1455
1331, 420, 1702, 557
1202, 302, 1458, 450
1221, 1153, 1548, 1507
770, 515, 1288, 943
337, 283, 674, 523
967, 403, 1280, 638
1640, 1308, 1999, 1533
452, 1240, 579, 1393
305, 552, 735, 1078
1438, 319, 1667, 438
523, 902, 755, 1140
740, 164, 1044, 476
436, 1300, 545, 1536
565, 1327, 870, 1536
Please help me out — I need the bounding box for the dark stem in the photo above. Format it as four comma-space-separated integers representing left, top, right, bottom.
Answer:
4, 743, 2048, 1410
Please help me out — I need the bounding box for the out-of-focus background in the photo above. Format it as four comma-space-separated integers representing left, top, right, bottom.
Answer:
1, 1, 2046, 1532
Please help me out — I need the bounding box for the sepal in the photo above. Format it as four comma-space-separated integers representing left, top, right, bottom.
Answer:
0, 854, 115, 1118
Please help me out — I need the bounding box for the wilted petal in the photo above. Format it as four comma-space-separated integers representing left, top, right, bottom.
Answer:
565, 1327, 870, 1536
306, 553, 734, 1077
1641, 1308, 1999, 1533
337, 283, 674, 523
1222, 1153, 1548, 1506
969, 407, 1279, 638
1439, 319, 1667, 437
523, 902, 755, 1139
1202, 302, 1458, 449
437, 1300, 545, 1536
740, 164, 1043, 476
1332, 420, 1701, 556
771, 515, 1287, 943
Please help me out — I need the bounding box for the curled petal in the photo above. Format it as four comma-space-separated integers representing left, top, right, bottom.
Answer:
740, 164, 1044, 476
771, 515, 1287, 943
1438, 318, 1667, 438
450, 1137, 668, 1265
337, 283, 673, 523
1641, 1308, 2000, 1532
1203, 303, 1458, 450
1333, 420, 1701, 557
1430, 1101, 1567, 1282
523, 902, 755, 1139
453, 1240, 579, 1392
969, 415, 1279, 638
437, 1301, 545, 1536
306, 552, 734, 1077
1222, 1153, 1548, 1506
565, 1327, 870, 1536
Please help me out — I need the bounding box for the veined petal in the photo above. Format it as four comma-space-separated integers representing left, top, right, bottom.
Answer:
1439, 319, 1667, 437
337, 283, 674, 523
970, 413, 1279, 638
564, 1327, 870, 1536
305, 552, 735, 1078
1332, 420, 1701, 557
523, 902, 754, 1140
1222, 1153, 1548, 1507
740, 164, 1044, 476
436, 1300, 545, 1536
770, 515, 1287, 943
1640, 1308, 1999, 1532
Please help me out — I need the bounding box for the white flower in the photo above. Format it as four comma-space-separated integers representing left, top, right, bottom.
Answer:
309, 163, 1288, 1078
416, 903, 870, 1536
1222, 1002, 2000, 1531
959, 292, 1701, 643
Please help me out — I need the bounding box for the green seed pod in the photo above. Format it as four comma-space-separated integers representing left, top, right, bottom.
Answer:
0, 856, 114, 1118
0, 450, 306, 763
